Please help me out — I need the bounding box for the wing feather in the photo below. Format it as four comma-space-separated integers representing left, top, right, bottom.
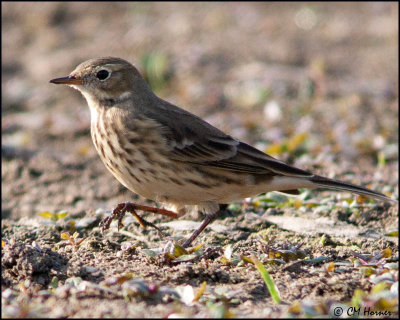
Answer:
145, 99, 313, 178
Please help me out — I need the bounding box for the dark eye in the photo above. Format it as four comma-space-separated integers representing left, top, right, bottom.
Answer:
96, 70, 109, 80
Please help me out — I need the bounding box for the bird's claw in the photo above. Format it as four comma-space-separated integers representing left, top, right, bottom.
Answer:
100, 202, 167, 239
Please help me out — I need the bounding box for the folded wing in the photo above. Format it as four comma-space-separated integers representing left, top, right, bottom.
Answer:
149, 100, 313, 178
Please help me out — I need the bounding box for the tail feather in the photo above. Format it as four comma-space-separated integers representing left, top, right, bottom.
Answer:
309, 175, 396, 203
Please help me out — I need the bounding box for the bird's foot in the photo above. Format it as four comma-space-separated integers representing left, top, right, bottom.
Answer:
99, 202, 179, 239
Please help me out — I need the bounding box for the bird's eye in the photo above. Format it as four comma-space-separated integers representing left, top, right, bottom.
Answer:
96, 70, 110, 80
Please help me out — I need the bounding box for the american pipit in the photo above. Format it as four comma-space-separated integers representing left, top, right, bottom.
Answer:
50, 57, 396, 248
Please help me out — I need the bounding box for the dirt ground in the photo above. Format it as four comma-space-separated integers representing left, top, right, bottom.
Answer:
2, 2, 398, 318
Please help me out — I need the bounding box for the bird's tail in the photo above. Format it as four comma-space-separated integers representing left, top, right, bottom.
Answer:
309, 175, 397, 203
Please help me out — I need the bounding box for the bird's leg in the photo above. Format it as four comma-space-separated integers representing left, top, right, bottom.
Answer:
100, 202, 179, 238
181, 210, 221, 248
129, 209, 167, 239
128, 203, 179, 219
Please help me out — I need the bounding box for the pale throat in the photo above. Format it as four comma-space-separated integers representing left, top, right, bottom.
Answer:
70, 84, 132, 129
77, 89, 130, 125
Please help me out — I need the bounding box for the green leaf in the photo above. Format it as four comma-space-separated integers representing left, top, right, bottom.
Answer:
250, 254, 282, 304
377, 151, 386, 167
51, 276, 59, 289
173, 244, 188, 257
38, 212, 54, 219
174, 254, 197, 262
56, 211, 68, 219
142, 249, 159, 259
385, 230, 398, 237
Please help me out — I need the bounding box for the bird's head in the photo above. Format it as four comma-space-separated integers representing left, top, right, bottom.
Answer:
50, 57, 151, 104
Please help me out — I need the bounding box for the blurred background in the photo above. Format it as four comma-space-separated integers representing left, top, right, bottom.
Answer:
2, 2, 398, 219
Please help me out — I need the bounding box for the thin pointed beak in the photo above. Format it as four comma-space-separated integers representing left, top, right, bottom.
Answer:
49, 75, 83, 85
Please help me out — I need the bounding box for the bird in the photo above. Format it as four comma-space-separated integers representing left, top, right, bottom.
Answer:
50, 57, 396, 248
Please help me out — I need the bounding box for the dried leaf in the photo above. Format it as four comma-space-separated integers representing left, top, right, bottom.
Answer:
60, 232, 71, 240
326, 262, 335, 272
293, 198, 303, 209
193, 281, 206, 302
224, 244, 233, 260
380, 248, 392, 258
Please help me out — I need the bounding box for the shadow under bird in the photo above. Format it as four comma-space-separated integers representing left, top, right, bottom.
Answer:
50, 57, 396, 248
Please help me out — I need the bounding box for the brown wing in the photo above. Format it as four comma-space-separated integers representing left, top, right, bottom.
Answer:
146, 99, 313, 178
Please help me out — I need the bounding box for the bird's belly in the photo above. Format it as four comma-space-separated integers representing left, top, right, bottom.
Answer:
102, 158, 218, 204
94, 141, 252, 205
114, 162, 258, 205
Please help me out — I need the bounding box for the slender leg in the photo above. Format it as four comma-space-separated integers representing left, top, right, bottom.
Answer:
99, 202, 178, 236
181, 210, 221, 248
128, 208, 167, 239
